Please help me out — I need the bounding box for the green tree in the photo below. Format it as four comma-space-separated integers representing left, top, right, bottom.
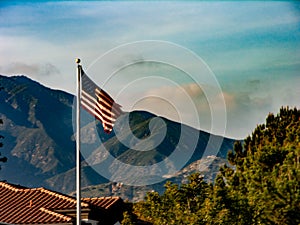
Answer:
221, 107, 300, 224
121, 202, 139, 225
0, 120, 7, 164
131, 107, 299, 225
121, 211, 135, 225
134, 173, 209, 225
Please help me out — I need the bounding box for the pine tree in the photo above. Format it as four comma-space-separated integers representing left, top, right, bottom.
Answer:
221, 107, 300, 224
131, 107, 299, 225
134, 173, 209, 225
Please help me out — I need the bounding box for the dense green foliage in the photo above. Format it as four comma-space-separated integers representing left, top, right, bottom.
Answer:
222, 107, 300, 224
0, 118, 7, 167
124, 107, 300, 225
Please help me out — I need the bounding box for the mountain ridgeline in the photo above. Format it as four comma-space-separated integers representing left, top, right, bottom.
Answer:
0, 74, 235, 197
131, 107, 300, 224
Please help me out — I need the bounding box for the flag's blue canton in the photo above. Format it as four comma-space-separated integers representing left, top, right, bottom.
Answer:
80, 67, 122, 133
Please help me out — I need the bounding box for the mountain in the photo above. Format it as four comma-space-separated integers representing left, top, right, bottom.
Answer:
72, 155, 231, 202
46, 109, 235, 194
0, 75, 76, 187
0, 74, 236, 199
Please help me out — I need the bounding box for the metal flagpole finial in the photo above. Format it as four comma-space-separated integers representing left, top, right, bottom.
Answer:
75, 58, 81, 64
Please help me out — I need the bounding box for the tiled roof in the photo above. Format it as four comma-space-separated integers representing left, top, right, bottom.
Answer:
0, 182, 123, 225
82, 197, 121, 209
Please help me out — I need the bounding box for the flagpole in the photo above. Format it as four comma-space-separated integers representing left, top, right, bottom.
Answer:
76, 58, 81, 225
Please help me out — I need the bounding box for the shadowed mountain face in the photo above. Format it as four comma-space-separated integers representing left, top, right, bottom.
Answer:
76, 110, 234, 187
0, 75, 76, 187
0, 75, 235, 196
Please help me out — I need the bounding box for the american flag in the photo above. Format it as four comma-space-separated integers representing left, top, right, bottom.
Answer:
80, 67, 123, 133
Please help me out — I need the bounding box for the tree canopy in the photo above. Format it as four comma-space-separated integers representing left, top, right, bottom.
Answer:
124, 107, 300, 225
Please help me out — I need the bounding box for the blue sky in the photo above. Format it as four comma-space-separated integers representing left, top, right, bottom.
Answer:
0, 1, 299, 139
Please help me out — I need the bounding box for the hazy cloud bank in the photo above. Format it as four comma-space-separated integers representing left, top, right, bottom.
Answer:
0, 62, 60, 77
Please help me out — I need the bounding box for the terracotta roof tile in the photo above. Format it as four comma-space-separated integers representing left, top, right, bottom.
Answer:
39, 208, 73, 223
0, 182, 123, 224
0, 182, 76, 224
82, 197, 121, 209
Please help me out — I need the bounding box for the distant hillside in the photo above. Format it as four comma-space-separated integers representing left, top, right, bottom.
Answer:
46, 109, 235, 194
72, 155, 230, 202
0, 75, 76, 187
0, 74, 236, 199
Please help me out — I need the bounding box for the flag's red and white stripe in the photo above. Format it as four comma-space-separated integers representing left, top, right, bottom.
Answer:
80, 68, 122, 133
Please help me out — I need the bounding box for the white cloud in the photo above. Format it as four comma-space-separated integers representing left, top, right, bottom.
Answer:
122, 78, 300, 139
0, 62, 60, 77
0, 1, 298, 139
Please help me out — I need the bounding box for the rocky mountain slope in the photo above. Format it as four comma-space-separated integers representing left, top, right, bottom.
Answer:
0, 75, 75, 187
0, 74, 236, 200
